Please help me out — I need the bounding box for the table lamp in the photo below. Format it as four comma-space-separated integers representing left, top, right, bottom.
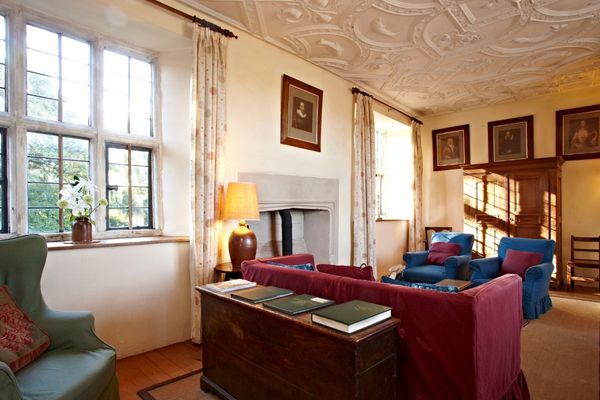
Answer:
222, 182, 260, 267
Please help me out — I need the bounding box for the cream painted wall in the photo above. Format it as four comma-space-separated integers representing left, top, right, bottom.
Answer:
43, 243, 191, 358
375, 220, 407, 279
222, 29, 353, 264
422, 86, 600, 281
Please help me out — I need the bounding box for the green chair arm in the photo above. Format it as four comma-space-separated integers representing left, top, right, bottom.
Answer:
36, 308, 113, 352
0, 362, 22, 400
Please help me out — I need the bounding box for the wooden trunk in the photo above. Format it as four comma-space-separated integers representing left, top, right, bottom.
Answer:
198, 287, 399, 400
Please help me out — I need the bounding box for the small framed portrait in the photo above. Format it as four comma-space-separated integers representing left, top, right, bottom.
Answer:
488, 115, 534, 163
556, 104, 600, 160
280, 74, 323, 152
432, 124, 470, 171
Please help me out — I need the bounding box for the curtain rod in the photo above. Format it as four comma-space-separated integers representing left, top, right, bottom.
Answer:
144, 0, 238, 39
351, 87, 423, 125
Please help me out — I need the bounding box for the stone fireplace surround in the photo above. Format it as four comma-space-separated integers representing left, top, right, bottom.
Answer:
238, 172, 339, 264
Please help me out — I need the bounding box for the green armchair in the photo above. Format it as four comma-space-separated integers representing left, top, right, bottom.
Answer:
0, 235, 119, 400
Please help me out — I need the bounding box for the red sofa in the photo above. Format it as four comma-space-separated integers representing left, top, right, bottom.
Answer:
242, 254, 529, 400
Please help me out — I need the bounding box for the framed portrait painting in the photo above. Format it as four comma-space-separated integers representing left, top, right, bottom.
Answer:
488, 115, 533, 163
556, 104, 600, 160
280, 75, 323, 152
432, 124, 470, 171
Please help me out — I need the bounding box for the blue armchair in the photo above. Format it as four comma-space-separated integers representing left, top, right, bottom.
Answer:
402, 232, 474, 283
469, 237, 555, 320
0, 235, 120, 400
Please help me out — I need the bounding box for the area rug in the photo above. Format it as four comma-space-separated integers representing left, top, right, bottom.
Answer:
137, 369, 219, 400
521, 296, 599, 400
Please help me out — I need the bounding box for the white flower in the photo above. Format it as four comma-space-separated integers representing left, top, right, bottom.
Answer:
59, 185, 80, 203
71, 199, 90, 217
78, 178, 97, 196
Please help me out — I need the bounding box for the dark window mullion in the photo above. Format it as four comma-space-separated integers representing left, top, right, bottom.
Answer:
127, 145, 133, 228
26, 93, 59, 102
58, 134, 64, 231
127, 57, 131, 134
0, 129, 7, 232
57, 34, 63, 122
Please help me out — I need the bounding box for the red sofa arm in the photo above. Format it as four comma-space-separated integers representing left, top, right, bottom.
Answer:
471, 274, 524, 399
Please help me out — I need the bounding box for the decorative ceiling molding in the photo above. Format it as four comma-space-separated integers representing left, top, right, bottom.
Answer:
186, 0, 600, 116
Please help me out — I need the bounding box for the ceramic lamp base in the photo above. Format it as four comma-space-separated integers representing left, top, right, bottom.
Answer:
228, 222, 257, 268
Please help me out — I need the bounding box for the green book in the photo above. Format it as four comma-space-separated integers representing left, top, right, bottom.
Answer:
311, 300, 392, 334
263, 294, 334, 315
231, 286, 294, 304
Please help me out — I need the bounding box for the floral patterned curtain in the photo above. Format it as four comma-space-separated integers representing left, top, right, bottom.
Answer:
190, 26, 228, 343
408, 120, 424, 251
351, 92, 377, 273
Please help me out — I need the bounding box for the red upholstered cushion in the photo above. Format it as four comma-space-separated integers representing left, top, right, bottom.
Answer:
501, 249, 544, 278
316, 264, 375, 281
426, 242, 461, 265
0, 285, 50, 372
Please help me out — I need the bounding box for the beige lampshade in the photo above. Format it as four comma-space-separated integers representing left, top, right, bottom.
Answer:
222, 182, 260, 221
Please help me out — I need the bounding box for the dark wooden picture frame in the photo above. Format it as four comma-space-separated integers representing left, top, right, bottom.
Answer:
556, 104, 600, 160
488, 115, 534, 163
432, 124, 470, 171
280, 74, 323, 152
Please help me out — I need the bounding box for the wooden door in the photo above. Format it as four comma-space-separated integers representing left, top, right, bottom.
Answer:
506, 171, 548, 239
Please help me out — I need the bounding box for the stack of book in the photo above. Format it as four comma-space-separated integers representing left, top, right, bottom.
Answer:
311, 300, 392, 334
204, 279, 256, 293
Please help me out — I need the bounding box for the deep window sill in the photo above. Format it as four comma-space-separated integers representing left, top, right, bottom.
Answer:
47, 235, 189, 251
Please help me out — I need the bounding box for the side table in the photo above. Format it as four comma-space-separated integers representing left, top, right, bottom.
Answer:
435, 279, 471, 291
214, 262, 242, 282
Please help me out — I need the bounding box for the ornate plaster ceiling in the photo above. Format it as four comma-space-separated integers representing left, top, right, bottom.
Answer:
184, 0, 600, 116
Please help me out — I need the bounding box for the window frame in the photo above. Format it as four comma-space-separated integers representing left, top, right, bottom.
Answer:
26, 131, 92, 233
0, 127, 7, 232
105, 142, 154, 231
374, 112, 413, 222
0, 14, 7, 114
0, 8, 162, 241
103, 47, 155, 137
24, 22, 93, 126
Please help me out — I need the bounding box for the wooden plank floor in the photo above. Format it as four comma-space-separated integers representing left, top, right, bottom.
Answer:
116, 341, 202, 400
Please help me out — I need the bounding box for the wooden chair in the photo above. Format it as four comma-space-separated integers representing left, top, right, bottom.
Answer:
568, 236, 600, 291
424, 226, 452, 249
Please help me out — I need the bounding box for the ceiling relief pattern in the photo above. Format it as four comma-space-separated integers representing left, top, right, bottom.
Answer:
187, 0, 600, 115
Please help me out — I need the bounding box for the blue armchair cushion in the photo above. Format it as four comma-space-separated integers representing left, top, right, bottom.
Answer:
500, 249, 543, 278
426, 242, 461, 265
265, 261, 315, 271
381, 276, 459, 292
0, 285, 50, 372
431, 232, 474, 257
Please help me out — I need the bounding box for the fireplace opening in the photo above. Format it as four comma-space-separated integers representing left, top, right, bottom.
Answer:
278, 209, 293, 256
